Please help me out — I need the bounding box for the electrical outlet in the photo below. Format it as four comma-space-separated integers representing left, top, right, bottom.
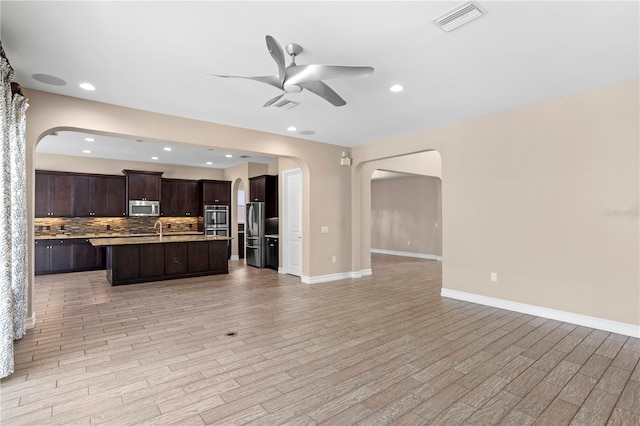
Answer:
491, 272, 498, 282
407, 240, 411, 246
332, 256, 336, 263
321, 226, 329, 234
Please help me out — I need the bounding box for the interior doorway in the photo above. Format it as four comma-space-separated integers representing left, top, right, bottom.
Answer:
283, 168, 302, 276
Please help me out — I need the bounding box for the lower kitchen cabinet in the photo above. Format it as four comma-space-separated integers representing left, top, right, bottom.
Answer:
140, 244, 165, 279
104, 239, 229, 285
35, 239, 105, 275
165, 243, 188, 276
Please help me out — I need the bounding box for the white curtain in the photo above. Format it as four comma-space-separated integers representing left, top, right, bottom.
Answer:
0, 44, 29, 379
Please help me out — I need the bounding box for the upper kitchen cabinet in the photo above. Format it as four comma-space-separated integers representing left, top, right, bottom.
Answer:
199, 180, 231, 206
74, 175, 126, 217
35, 171, 75, 217
161, 178, 199, 217
249, 175, 278, 218
123, 170, 162, 201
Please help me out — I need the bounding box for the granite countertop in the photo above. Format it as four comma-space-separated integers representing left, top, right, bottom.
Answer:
35, 231, 203, 240
90, 234, 231, 246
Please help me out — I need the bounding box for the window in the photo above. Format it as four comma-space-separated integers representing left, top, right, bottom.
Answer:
237, 189, 245, 224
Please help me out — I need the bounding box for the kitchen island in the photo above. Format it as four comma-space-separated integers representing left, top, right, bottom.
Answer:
90, 235, 231, 285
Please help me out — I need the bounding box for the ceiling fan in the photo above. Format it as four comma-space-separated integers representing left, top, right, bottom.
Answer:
210, 35, 374, 107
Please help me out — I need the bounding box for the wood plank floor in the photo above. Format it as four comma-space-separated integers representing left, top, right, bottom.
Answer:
1, 254, 639, 425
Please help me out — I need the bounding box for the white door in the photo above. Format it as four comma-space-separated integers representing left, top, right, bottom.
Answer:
284, 169, 302, 276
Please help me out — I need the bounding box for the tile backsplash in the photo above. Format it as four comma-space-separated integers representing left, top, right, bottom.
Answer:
34, 216, 201, 237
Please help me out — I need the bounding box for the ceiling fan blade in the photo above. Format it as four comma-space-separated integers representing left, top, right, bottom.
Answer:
263, 93, 285, 107
265, 35, 286, 88
285, 65, 374, 86
208, 74, 281, 89
298, 81, 346, 107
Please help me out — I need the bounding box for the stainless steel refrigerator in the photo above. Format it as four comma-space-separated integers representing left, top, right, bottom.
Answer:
246, 202, 265, 268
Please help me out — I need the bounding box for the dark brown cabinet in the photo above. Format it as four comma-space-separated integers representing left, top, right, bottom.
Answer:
161, 179, 199, 217
35, 238, 104, 275
199, 180, 231, 206
35, 171, 75, 217
74, 175, 126, 217
107, 245, 140, 283
165, 243, 188, 276
249, 175, 278, 218
140, 245, 164, 278
105, 239, 229, 285
73, 239, 105, 271
37, 171, 125, 218
124, 170, 162, 201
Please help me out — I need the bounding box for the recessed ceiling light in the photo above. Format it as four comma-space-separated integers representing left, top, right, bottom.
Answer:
390, 84, 404, 92
206, 161, 213, 165
225, 154, 233, 158
82, 150, 91, 154
151, 156, 159, 160
287, 126, 297, 132
163, 147, 172, 151
84, 137, 95, 142
79, 82, 96, 91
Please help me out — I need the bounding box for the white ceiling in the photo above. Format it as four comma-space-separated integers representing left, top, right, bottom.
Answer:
37, 131, 278, 169
2, 1, 638, 163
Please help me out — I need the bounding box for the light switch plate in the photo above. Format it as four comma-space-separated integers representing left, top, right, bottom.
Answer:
321, 226, 329, 234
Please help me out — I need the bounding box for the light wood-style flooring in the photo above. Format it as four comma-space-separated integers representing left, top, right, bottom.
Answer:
1, 255, 639, 425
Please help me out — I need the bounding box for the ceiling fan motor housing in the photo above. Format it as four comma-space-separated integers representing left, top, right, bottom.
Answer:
284, 84, 303, 93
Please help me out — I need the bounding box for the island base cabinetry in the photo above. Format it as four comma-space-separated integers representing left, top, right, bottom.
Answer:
106, 240, 228, 285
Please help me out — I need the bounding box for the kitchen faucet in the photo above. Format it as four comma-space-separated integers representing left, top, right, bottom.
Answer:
154, 220, 163, 239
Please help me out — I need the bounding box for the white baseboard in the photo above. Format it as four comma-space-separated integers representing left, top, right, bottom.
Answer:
441, 288, 640, 338
301, 269, 373, 284
278, 267, 287, 274
302, 272, 352, 284
352, 269, 372, 278
230, 255, 239, 260
26, 312, 36, 330
371, 248, 442, 261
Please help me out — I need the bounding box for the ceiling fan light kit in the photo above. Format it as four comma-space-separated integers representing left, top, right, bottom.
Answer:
211, 35, 374, 107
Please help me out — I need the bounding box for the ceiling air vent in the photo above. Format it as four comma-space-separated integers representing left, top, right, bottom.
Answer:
273, 99, 299, 109
433, 1, 486, 32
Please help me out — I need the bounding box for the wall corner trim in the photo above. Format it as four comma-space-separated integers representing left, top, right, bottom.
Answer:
300, 269, 373, 284
371, 249, 442, 261
26, 312, 36, 330
441, 288, 640, 338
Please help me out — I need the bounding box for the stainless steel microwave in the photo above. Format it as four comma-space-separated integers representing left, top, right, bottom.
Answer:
129, 200, 160, 216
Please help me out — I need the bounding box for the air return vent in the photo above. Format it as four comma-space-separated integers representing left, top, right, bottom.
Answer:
433, 1, 486, 32
273, 99, 299, 109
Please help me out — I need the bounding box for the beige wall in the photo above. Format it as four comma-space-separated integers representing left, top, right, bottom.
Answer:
353, 80, 639, 326
371, 175, 442, 256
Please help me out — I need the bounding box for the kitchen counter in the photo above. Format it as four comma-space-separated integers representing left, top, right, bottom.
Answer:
264, 234, 279, 238
90, 234, 230, 246
93, 235, 231, 285
36, 231, 202, 240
